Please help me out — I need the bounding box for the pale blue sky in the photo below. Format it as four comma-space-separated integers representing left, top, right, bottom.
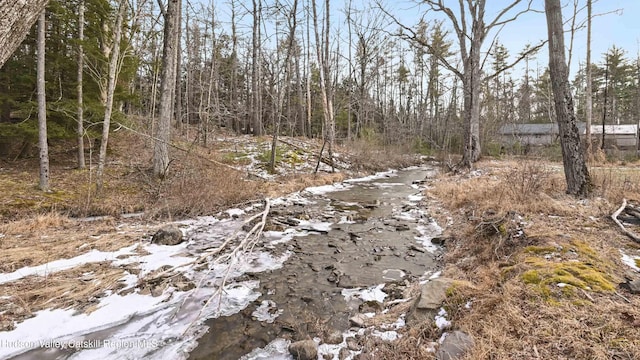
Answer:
390, 0, 640, 75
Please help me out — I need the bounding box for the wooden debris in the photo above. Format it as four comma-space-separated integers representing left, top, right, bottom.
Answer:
611, 199, 640, 243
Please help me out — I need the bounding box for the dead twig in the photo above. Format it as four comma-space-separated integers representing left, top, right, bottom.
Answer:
611, 199, 640, 243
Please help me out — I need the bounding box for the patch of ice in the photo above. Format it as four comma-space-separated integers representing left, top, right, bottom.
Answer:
304, 182, 352, 195
415, 220, 443, 253
438, 332, 449, 344
344, 170, 397, 183
465, 301, 472, 309
621, 251, 640, 271
252, 300, 282, 324
341, 284, 387, 303
408, 194, 424, 202
297, 219, 333, 233
226, 208, 245, 217
372, 330, 400, 341
114, 243, 192, 277
239, 338, 292, 360
263, 228, 305, 246
0, 244, 139, 285
557, 282, 568, 288
435, 308, 451, 330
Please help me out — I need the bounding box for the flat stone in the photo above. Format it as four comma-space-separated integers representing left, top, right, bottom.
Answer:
349, 314, 367, 328
339, 347, 351, 360
436, 331, 475, 360
417, 278, 452, 310
288, 340, 317, 360
151, 225, 184, 246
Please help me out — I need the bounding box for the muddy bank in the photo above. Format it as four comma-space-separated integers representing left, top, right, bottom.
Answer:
189, 167, 443, 360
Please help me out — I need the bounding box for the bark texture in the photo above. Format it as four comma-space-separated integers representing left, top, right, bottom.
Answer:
0, 0, 49, 69
153, 0, 180, 177
37, 10, 49, 191
545, 0, 591, 196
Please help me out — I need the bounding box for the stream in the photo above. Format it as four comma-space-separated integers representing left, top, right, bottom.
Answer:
189, 166, 443, 359
5, 166, 443, 360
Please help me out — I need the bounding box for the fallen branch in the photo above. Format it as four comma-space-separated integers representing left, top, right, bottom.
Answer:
611, 199, 640, 243
177, 198, 272, 335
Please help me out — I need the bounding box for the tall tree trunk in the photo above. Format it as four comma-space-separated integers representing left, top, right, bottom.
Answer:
154, 0, 180, 178
251, 0, 263, 136
37, 10, 49, 192
0, 0, 49, 68
545, 0, 590, 196
77, 0, 85, 169
585, 0, 593, 157
311, 0, 335, 171
270, 0, 299, 173
96, 0, 126, 191
174, 0, 182, 131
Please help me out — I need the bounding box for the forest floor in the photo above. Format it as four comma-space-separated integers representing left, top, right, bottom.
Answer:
1, 125, 640, 359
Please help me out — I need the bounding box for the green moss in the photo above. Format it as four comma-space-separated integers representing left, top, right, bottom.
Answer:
524, 245, 558, 254
520, 240, 615, 301
522, 270, 542, 284
635, 258, 640, 268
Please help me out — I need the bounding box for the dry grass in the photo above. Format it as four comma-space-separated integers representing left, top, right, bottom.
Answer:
374, 157, 640, 359
0, 214, 149, 273
0, 263, 130, 330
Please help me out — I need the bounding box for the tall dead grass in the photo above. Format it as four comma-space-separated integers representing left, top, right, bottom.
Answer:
387, 158, 640, 360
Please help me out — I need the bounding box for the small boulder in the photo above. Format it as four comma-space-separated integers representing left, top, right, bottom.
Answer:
406, 278, 452, 326
623, 279, 640, 294
436, 331, 475, 360
151, 225, 183, 246
417, 278, 451, 310
349, 314, 368, 328
288, 340, 317, 360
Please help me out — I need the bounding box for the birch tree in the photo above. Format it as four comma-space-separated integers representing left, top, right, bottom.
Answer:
545, 0, 590, 196
37, 10, 49, 192
77, 0, 86, 169
96, 0, 127, 191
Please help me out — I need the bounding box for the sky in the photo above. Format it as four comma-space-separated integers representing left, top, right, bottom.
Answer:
387, 0, 640, 76
190, 0, 640, 78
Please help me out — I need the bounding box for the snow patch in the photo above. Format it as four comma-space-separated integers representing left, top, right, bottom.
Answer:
0, 244, 139, 285
342, 284, 387, 303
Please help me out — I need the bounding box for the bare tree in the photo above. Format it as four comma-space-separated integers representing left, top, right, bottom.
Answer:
96, 0, 127, 191
585, 0, 593, 157
312, 0, 335, 171
154, 0, 181, 178
37, 9, 49, 192
545, 0, 590, 196
0, 0, 49, 68
380, 0, 542, 167
251, 0, 264, 136
269, 0, 299, 172
77, 0, 86, 169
